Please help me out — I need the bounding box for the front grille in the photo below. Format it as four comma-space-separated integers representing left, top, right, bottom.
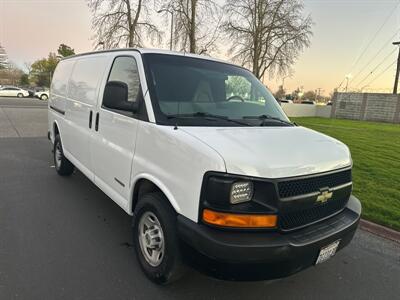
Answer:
277, 169, 352, 231
277, 169, 352, 198
279, 196, 349, 230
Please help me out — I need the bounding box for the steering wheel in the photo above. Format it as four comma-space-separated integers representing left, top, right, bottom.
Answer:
227, 95, 245, 102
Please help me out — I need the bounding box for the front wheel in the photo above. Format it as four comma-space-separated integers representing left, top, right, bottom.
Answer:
133, 193, 186, 284
53, 135, 74, 176
40, 94, 48, 100
17, 93, 23, 98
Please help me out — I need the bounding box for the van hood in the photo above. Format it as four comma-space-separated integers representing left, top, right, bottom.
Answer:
181, 126, 351, 179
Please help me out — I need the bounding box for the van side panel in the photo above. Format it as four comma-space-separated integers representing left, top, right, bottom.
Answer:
63, 55, 109, 180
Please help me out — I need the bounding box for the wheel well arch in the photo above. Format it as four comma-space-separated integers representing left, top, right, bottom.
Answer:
130, 177, 180, 216
52, 121, 63, 144
53, 122, 59, 136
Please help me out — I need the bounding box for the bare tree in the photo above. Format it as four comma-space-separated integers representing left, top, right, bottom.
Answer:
160, 0, 221, 54
87, 0, 161, 49
224, 0, 313, 79
0, 63, 24, 86
24, 62, 32, 75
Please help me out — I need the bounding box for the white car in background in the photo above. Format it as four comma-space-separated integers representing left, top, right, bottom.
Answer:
0, 86, 30, 98
34, 90, 49, 100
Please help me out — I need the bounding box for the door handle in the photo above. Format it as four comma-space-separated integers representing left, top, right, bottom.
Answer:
95, 112, 99, 131
89, 111, 93, 129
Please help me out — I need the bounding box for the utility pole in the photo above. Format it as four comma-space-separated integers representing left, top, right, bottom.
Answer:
281, 75, 290, 89
158, 9, 174, 51
393, 41, 400, 94
345, 75, 351, 92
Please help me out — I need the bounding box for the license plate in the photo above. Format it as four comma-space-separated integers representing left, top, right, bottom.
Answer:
316, 240, 340, 265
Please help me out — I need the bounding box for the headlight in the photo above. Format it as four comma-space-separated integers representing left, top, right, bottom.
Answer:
230, 181, 254, 204
200, 173, 278, 229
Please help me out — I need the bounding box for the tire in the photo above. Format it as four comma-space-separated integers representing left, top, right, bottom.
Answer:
40, 94, 48, 100
17, 93, 23, 98
133, 192, 186, 284
53, 135, 74, 176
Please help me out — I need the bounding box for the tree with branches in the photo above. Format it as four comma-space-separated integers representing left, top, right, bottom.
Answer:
87, 0, 161, 49
160, 0, 221, 54
224, 0, 313, 79
57, 44, 75, 58
31, 53, 59, 87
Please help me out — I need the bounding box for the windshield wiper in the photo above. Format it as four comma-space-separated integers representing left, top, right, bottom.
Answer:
167, 112, 252, 126
243, 114, 295, 126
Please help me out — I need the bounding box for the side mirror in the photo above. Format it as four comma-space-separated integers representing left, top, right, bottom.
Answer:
103, 81, 138, 112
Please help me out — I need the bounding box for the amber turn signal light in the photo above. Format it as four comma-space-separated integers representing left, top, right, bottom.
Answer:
202, 209, 277, 228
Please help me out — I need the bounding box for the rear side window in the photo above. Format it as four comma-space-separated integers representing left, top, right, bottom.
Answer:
51, 60, 74, 97
68, 56, 108, 105
107, 56, 140, 102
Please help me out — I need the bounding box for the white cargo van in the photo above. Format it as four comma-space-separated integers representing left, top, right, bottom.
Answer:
48, 49, 361, 284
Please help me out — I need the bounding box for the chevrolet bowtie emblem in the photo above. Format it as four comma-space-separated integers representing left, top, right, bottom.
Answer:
316, 189, 333, 204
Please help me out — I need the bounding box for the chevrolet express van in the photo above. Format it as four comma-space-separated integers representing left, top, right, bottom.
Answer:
48, 49, 361, 284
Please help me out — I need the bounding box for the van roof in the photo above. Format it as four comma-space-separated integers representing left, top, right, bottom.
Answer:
61, 48, 239, 68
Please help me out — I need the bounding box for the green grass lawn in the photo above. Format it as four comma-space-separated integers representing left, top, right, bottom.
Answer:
291, 117, 400, 231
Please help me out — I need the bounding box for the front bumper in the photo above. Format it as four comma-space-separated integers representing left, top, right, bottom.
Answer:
178, 195, 361, 279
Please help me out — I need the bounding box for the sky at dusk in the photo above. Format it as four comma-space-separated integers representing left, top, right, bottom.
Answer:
0, 0, 399, 95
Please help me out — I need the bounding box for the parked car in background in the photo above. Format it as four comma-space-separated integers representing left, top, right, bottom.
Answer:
22, 86, 48, 98
35, 90, 49, 100
23, 87, 35, 97
301, 100, 316, 105
0, 86, 30, 98
279, 99, 294, 104
25, 87, 41, 97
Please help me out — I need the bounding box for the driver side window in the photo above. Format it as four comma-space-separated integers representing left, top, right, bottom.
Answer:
108, 56, 140, 102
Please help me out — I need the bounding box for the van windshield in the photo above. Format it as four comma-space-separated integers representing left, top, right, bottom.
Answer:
142, 54, 291, 127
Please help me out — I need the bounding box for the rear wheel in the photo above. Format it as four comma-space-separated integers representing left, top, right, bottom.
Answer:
133, 192, 185, 284
40, 94, 48, 100
17, 93, 23, 98
53, 135, 74, 176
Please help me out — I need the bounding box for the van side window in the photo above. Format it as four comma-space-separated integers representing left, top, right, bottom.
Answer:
68, 57, 108, 105
52, 60, 75, 98
107, 57, 140, 102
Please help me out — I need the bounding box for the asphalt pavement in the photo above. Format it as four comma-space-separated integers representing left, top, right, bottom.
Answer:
0, 97, 47, 138
0, 97, 399, 300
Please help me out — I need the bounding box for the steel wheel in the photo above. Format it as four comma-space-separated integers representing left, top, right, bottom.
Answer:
138, 211, 165, 267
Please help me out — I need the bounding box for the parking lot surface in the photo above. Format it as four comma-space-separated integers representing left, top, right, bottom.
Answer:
0, 97, 47, 138
0, 97, 399, 299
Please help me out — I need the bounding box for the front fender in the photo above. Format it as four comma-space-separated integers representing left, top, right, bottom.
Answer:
129, 173, 182, 215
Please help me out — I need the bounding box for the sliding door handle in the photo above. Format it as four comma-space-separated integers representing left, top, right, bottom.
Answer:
89, 111, 93, 129
95, 112, 99, 131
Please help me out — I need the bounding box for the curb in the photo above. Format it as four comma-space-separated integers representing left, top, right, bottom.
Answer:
360, 219, 400, 244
